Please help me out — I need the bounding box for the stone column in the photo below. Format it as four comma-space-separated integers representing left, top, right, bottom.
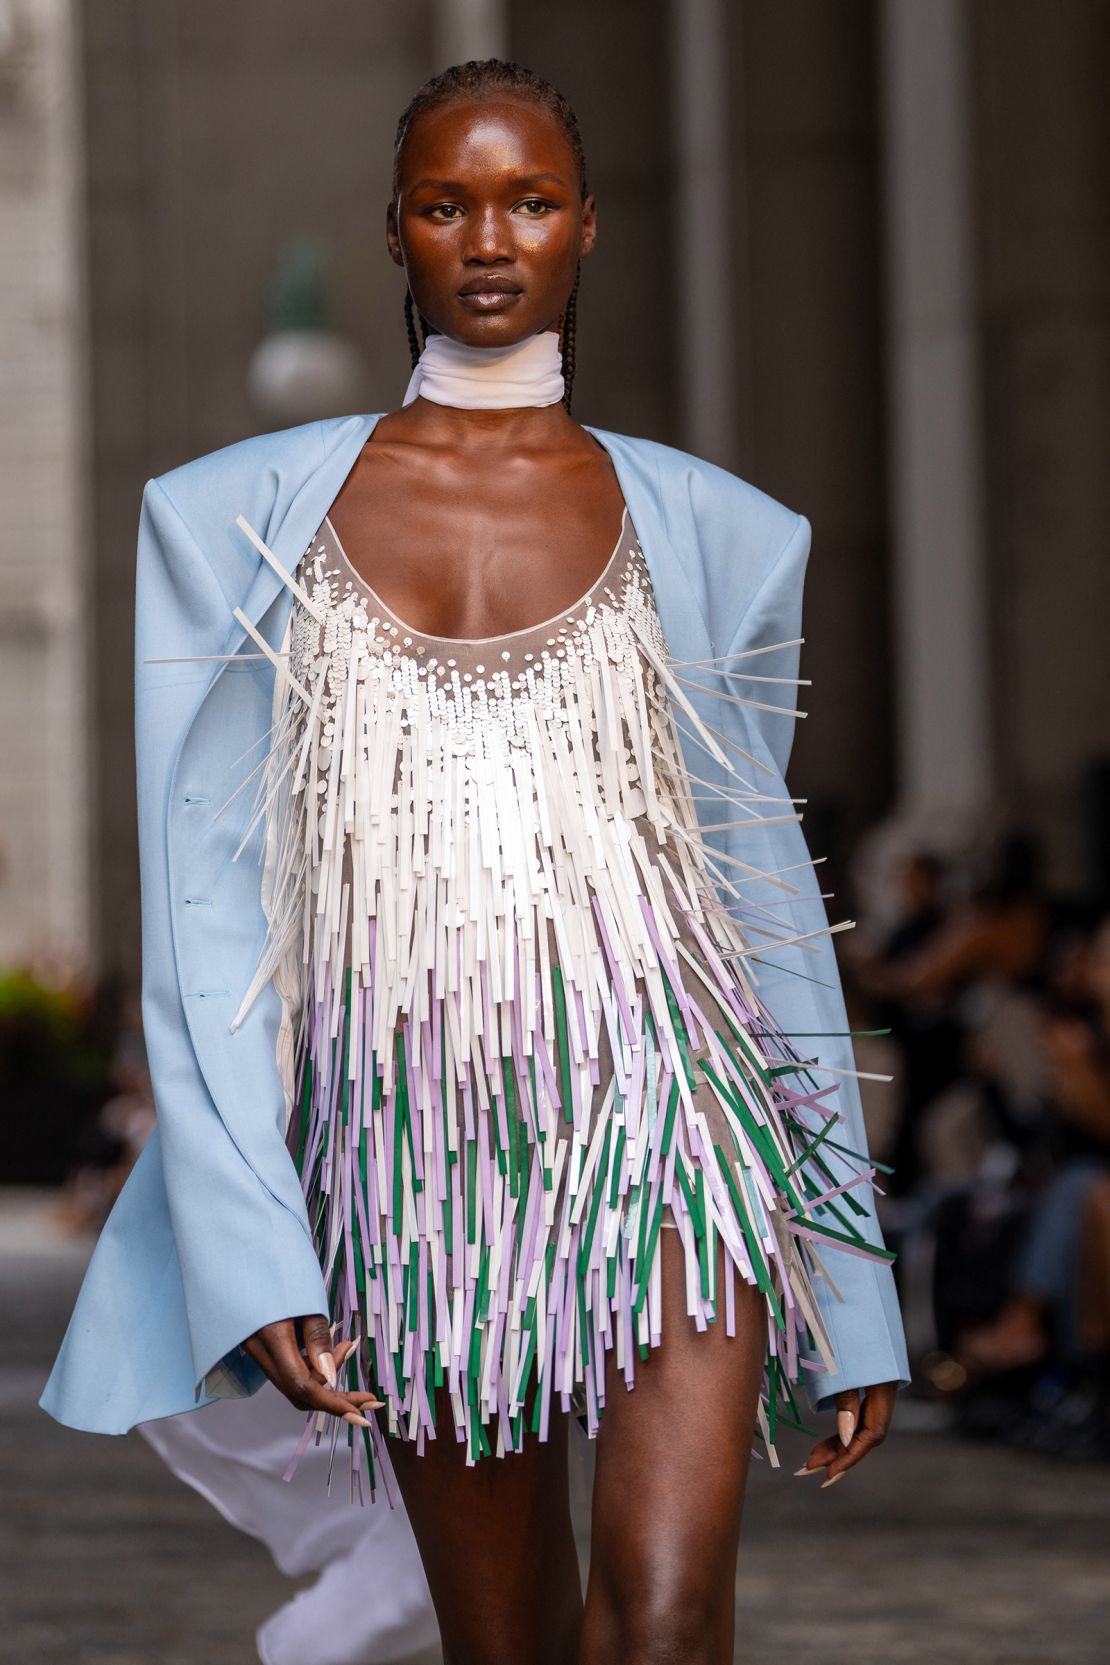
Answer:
432, 0, 508, 65
667, 0, 739, 469
0, 0, 91, 970
973, 0, 1110, 886
876, 0, 993, 827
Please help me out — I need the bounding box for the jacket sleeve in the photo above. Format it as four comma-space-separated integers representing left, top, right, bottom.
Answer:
724, 512, 910, 1410
134, 477, 330, 1401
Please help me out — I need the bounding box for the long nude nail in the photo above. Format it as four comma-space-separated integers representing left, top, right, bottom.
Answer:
320, 1351, 337, 1389
793, 1465, 821, 1477
821, 1472, 845, 1489
837, 1410, 856, 1448
342, 1411, 374, 1429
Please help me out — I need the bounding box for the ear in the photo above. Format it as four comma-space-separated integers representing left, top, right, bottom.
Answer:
385, 200, 405, 268
579, 192, 597, 259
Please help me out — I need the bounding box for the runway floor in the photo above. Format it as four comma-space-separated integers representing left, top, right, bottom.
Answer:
3, 1190, 1106, 1664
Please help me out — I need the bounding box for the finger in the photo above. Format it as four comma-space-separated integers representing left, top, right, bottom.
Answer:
241, 1331, 272, 1370
293, 1380, 386, 1421
820, 1388, 896, 1485
269, 1355, 385, 1417
226, 1323, 383, 1418
863, 1381, 898, 1435
242, 1321, 289, 1377
820, 1421, 884, 1485
263, 1325, 371, 1414
301, 1313, 338, 1390
794, 1436, 840, 1477
835, 1388, 861, 1450
341, 1409, 377, 1430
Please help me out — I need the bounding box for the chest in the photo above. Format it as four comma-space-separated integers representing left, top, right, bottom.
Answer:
325, 444, 628, 641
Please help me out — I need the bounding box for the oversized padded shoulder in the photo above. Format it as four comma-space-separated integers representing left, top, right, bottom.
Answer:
602, 429, 802, 546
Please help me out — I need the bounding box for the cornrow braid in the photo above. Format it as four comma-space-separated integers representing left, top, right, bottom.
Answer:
560, 262, 580, 413
394, 59, 589, 403
403, 288, 429, 369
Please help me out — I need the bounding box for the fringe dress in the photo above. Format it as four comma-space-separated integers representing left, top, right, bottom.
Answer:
231, 498, 887, 1496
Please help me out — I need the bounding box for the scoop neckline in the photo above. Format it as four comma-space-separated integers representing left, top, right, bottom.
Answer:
320, 503, 631, 646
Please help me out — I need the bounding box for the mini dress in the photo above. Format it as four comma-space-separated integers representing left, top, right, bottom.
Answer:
237, 497, 878, 1496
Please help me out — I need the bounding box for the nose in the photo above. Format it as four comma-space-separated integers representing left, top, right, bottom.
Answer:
462, 204, 514, 265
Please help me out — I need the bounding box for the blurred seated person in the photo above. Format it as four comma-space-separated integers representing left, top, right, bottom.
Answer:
961, 913, 1110, 1373
860, 832, 1052, 1194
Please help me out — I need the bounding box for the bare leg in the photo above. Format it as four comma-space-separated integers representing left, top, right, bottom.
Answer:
387, 1388, 582, 1665
580, 1226, 767, 1665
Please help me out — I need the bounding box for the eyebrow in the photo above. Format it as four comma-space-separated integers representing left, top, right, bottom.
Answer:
408, 172, 570, 194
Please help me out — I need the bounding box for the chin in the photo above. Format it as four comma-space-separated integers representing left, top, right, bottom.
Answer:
441, 312, 553, 350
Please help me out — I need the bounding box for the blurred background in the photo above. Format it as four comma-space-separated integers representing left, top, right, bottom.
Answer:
2, 0, 1108, 1661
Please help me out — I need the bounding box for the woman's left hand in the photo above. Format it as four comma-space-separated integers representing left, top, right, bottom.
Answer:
794, 1382, 897, 1488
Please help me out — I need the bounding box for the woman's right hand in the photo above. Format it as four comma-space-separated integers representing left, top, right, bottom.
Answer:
242, 1313, 383, 1428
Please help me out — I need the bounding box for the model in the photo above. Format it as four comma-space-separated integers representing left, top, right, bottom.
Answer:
42, 59, 909, 1664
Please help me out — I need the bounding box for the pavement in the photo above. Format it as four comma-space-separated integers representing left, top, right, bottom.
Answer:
2, 1188, 1107, 1664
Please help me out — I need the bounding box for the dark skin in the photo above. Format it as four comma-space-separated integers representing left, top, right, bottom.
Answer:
243, 93, 897, 1664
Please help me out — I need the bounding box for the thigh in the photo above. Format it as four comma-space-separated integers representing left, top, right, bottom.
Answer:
386, 1388, 582, 1665
582, 1224, 767, 1663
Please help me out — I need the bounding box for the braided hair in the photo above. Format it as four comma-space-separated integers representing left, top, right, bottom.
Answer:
394, 59, 588, 413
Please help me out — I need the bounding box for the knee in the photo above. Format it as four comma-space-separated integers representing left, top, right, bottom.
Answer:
442, 1602, 580, 1665
588, 1560, 730, 1665
622, 1599, 721, 1665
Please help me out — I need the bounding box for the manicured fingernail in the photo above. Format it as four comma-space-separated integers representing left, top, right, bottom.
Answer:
794, 1465, 821, 1477
342, 1411, 373, 1429
320, 1351, 337, 1389
837, 1410, 856, 1448
821, 1472, 845, 1489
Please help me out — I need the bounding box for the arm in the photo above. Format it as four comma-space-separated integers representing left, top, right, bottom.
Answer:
721, 512, 910, 1475
135, 479, 377, 1424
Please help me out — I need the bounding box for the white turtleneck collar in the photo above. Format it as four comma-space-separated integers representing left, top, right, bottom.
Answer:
401, 328, 565, 410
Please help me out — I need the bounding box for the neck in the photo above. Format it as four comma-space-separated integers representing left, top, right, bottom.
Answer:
389, 397, 577, 452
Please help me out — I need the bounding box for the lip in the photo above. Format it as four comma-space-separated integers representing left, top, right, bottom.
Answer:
457, 290, 523, 311
456, 277, 523, 310
457, 276, 522, 296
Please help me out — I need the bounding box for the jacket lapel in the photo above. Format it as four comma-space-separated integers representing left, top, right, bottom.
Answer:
230, 412, 381, 651
583, 426, 712, 667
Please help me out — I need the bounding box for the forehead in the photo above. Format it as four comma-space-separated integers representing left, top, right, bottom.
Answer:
399, 96, 577, 181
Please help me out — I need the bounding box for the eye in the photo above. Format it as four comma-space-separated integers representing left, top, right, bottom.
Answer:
516, 198, 553, 216
429, 203, 464, 221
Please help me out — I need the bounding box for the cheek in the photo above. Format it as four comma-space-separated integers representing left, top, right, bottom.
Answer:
400, 218, 459, 269
518, 219, 581, 273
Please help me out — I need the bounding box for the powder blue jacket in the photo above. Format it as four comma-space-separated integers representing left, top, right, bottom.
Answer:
40, 412, 910, 1434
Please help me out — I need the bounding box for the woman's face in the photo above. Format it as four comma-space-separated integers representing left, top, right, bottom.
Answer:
387, 96, 595, 348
